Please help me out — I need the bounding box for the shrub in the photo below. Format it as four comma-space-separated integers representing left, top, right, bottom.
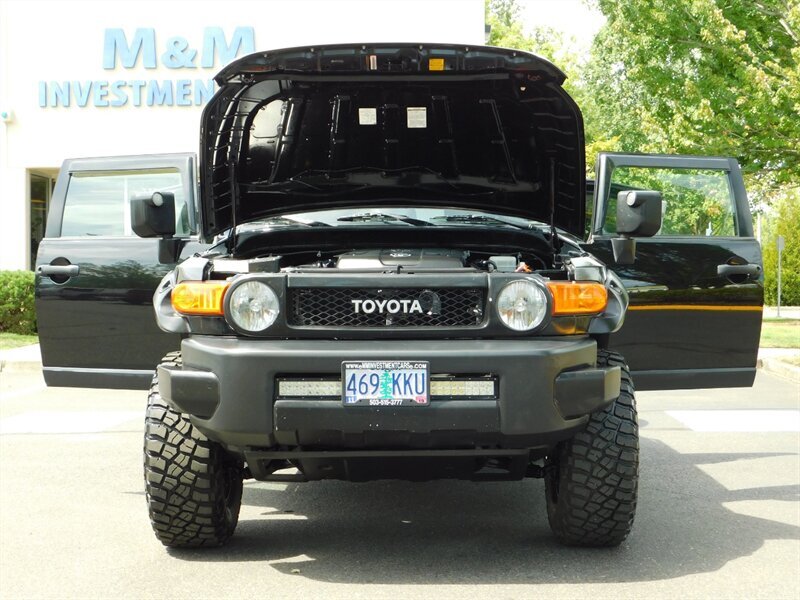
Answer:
0, 271, 37, 334
762, 193, 800, 306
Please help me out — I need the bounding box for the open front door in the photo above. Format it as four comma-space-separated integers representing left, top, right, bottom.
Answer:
35, 154, 207, 390
584, 153, 763, 391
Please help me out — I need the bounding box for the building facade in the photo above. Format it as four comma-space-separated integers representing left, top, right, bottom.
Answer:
0, 0, 484, 270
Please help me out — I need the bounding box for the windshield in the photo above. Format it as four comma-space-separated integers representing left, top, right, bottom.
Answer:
234, 207, 547, 233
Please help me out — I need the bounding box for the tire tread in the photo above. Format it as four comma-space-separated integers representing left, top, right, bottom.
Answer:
546, 349, 639, 547
144, 352, 242, 548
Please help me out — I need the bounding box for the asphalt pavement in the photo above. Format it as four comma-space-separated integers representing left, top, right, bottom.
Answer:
0, 369, 798, 599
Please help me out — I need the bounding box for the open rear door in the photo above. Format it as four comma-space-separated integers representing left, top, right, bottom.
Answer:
35, 154, 206, 389
584, 153, 763, 391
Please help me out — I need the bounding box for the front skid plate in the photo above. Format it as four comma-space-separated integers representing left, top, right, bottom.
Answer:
243, 447, 544, 482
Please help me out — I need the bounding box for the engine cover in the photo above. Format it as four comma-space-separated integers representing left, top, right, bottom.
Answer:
336, 249, 466, 270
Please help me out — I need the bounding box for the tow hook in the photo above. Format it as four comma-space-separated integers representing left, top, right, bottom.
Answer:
526, 462, 554, 478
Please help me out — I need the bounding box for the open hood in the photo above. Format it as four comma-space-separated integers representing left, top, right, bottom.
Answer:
200, 43, 585, 242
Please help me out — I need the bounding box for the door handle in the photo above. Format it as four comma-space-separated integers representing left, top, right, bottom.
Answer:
717, 263, 761, 277
38, 264, 80, 277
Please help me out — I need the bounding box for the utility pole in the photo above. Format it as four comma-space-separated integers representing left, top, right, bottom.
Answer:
777, 235, 785, 317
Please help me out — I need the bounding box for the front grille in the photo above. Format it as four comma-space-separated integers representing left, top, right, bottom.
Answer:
288, 287, 485, 327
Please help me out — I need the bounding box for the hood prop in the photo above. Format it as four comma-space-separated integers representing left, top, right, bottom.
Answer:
548, 156, 562, 264
223, 85, 252, 256
226, 160, 239, 256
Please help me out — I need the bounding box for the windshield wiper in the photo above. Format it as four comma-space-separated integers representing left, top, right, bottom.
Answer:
336, 212, 433, 226
243, 216, 331, 229
430, 215, 534, 229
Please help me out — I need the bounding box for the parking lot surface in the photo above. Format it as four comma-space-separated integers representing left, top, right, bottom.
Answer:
1, 370, 798, 599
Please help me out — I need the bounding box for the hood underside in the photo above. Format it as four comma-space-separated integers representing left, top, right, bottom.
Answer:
200, 43, 585, 241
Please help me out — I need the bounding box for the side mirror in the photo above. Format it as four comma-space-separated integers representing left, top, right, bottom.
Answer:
611, 190, 663, 264
131, 192, 176, 238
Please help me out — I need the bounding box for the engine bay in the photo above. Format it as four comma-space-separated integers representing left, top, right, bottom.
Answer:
212, 247, 559, 276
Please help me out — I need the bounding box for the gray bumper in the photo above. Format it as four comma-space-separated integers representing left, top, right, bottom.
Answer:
158, 336, 620, 449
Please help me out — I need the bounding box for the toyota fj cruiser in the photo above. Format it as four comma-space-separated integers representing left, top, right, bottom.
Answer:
35, 44, 763, 548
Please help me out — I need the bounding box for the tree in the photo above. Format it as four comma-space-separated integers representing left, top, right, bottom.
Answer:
485, 0, 614, 172
585, 0, 800, 198
762, 192, 800, 305
485, 0, 583, 86
485, 0, 533, 51
485, 0, 799, 303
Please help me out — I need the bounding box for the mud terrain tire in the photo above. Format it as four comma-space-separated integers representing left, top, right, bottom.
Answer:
144, 352, 243, 548
545, 349, 638, 547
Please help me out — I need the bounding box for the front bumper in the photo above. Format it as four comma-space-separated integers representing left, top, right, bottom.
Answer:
158, 336, 620, 454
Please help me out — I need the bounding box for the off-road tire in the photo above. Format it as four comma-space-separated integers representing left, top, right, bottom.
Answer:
545, 349, 638, 547
144, 352, 243, 548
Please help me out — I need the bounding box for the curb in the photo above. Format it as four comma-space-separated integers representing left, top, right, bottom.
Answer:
758, 357, 800, 383
0, 343, 43, 374
0, 359, 43, 374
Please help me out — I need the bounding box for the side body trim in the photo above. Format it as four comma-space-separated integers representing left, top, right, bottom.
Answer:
42, 367, 152, 390
631, 368, 756, 391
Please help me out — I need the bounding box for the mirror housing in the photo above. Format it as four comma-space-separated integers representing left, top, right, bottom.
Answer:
131, 192, 176, 238
612, 190, 663, 264
616, 190, 663, 237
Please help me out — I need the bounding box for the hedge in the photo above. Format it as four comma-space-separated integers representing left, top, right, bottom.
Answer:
0, 270, 37, 334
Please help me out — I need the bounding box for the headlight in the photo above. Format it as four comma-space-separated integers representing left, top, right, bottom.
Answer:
496, 279, 548, 331
227, 281, 280, 332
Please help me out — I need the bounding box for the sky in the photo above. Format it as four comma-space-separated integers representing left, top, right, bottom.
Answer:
518, 0, 606, 48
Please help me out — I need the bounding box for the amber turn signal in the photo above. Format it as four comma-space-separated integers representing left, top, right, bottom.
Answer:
171, 281, 229, 315
547, 282, 608, 315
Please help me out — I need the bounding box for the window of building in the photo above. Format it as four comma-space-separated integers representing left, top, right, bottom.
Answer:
30, 172, 55, 269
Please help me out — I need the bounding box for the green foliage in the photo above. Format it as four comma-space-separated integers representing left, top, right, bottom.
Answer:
485, 0, 656, 175
0, 271, 37, 335
486, 0, 799, 197
485, 0, 799, 307
761, 192, 800, 305
585, 0, 800, 196
485, 0, 530, 50
485, 0, 591, 108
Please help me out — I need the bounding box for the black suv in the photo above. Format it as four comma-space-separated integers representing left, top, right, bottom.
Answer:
35, 44, 763, 548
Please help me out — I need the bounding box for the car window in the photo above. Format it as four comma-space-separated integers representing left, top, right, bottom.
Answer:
61, 169, 189, 237
603, 167, 737, 236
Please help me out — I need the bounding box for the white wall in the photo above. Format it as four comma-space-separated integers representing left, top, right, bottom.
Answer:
0, 0, 484, 269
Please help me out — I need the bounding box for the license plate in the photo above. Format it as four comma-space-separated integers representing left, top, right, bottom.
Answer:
342, 361, 430, 406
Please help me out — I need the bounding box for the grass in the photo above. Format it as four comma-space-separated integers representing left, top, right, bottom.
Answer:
0, 333, 39, 350
760, 319, 800, 349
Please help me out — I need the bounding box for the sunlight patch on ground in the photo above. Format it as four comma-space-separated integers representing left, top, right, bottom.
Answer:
723, 500, 800, 528
667, 410, 800, 432
0, 410, 142, 434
